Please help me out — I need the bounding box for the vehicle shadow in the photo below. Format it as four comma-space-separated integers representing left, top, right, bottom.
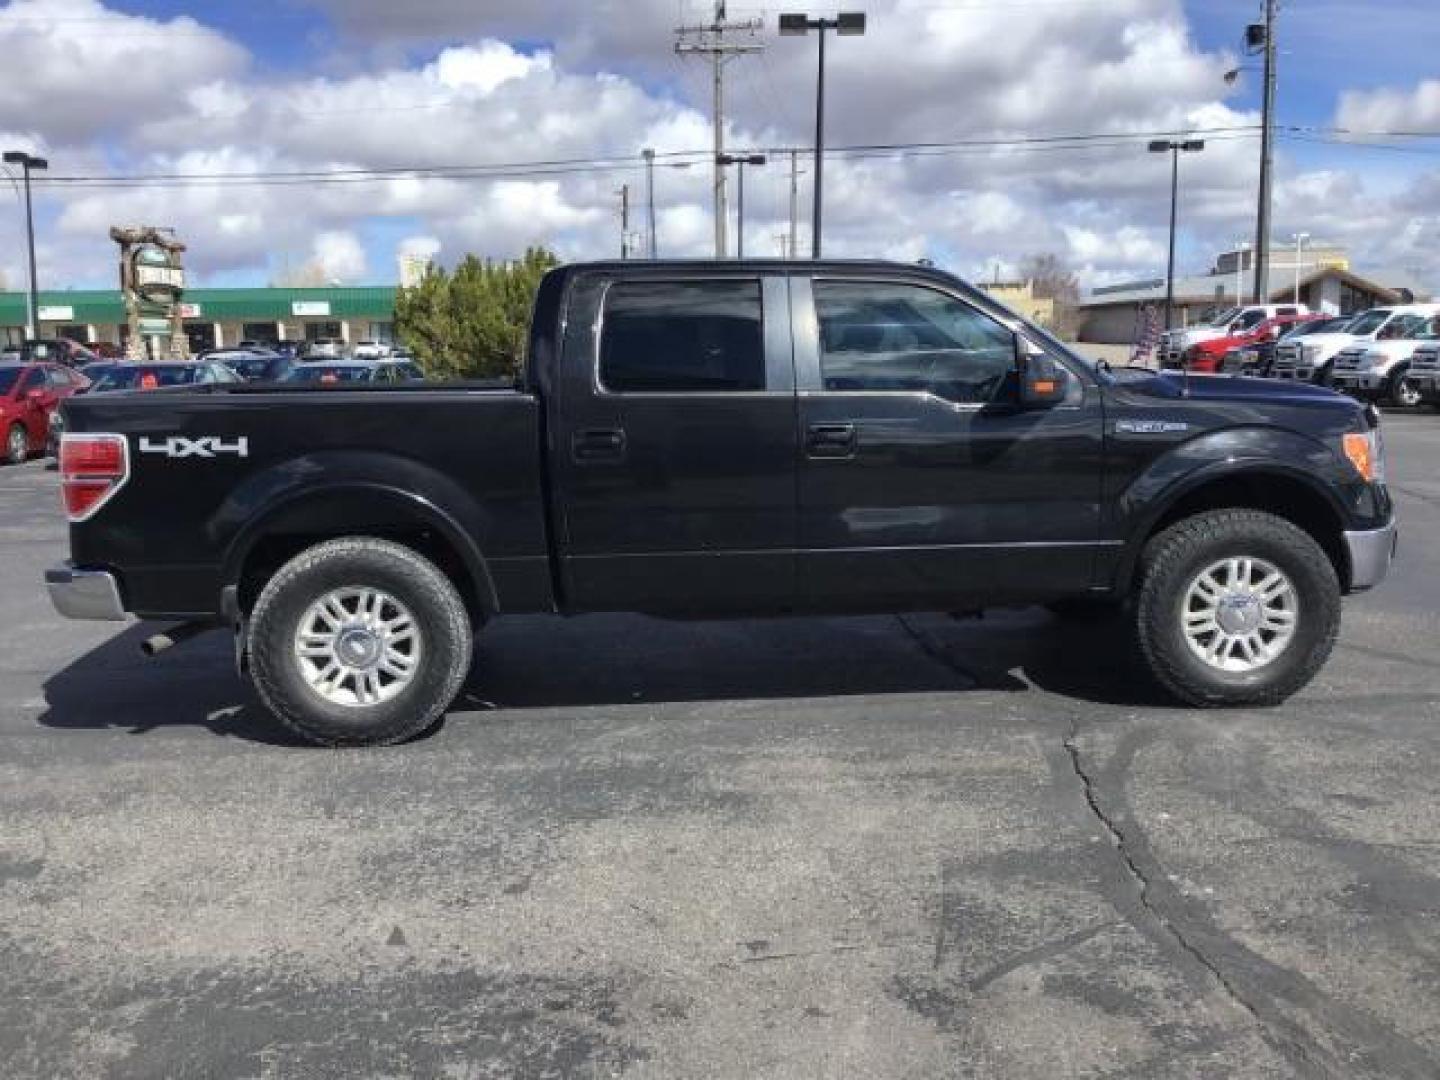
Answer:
36, 608, 1172, 745
36, 624, 308, 747
462, 608, 1173, 712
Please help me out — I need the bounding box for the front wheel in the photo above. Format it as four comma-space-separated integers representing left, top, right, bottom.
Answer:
247, 538, 473, 746
1388, 371, 1422, 409
1136, 510, 1340, 707
6, 423, 28, 465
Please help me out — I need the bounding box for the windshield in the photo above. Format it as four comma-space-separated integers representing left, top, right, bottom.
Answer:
1295, 317, 1350, 337
0, 368, 21, 395
1205, 306, 1241, 328
1346, 310, 1391, 337
284, 365, 373, 383
91, 366, 201, 392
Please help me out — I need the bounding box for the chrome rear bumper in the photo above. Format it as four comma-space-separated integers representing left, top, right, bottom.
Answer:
46, 565, 127, 621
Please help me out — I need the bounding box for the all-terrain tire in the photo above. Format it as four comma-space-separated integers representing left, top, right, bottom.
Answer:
247, 538, 473, 746
1388, 369, 1423, 409
1135, 510, 1340, 707
6, 423, 28, 465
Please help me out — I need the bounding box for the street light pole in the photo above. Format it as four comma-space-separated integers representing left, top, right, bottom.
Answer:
4, 151, 48, 339
717, 153, 767, 258
642, 148, 658, 259
780, 11, 866, 259
1149, 139, 1205, 331
1292, 231, 1309, 305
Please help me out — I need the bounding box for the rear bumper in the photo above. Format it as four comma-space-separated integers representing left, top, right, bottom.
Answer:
1344, 520, 1398, 593
45, 564, 127, 621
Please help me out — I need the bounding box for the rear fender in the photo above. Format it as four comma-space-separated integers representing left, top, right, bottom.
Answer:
215, 450, 499, 616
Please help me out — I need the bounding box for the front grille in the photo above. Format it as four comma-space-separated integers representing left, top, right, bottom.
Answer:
1411, 347, 1440, 374
1332, 349, 1368, 372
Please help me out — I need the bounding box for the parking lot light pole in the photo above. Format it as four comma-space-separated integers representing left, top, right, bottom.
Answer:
4, 151, 48, 339
780, 11, 866, 258
716, 153, 767, 257
1149, 139, 1205, 330
1292, 231, 1310, 305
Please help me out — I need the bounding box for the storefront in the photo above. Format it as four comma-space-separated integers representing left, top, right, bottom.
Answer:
0, 286, 399, 352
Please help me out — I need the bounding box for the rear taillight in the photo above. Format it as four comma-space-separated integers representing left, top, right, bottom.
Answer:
60, 433, 130, 522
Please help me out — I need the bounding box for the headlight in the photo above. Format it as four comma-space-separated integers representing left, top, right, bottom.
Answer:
1342, 428, 1385, 483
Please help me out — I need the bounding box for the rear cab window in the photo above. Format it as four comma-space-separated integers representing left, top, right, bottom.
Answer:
598, 280, 765, 393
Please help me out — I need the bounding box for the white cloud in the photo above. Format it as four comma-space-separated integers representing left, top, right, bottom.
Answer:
0, 0, 1432, 300
1336, 79, 1440, 135
311, 231, 368, 282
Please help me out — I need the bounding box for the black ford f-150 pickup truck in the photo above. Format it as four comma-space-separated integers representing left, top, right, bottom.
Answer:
47, 260, 1396, 745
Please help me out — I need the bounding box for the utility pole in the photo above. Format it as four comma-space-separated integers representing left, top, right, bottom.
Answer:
641, 149, 658, 259
618, 184, 631, 259
676, 2, 764, 260
1251, 0, 1277, 303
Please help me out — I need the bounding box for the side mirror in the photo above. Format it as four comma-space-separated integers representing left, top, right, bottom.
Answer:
1016, 338, 1069, 408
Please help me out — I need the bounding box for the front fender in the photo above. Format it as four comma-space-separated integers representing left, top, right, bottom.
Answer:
1106, 425, 1378, 591
213, 450, 499, 614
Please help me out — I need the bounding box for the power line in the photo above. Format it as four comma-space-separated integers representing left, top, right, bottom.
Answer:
25, 124, 1435, 192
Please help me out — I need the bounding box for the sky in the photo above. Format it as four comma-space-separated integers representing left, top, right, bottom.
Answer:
0, 0, 1436, 294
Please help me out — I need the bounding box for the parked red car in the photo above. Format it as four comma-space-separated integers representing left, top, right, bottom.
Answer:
1181, 312, 1322, 373
0, 362, 89, 464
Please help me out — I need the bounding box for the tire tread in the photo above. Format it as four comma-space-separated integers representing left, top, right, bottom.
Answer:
1136, 509, 1340, 708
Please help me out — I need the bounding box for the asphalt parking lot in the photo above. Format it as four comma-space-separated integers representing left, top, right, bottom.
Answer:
2, 415, 1438, 1079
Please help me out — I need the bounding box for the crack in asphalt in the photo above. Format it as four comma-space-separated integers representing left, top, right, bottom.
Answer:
1061, 717, 1314, 1068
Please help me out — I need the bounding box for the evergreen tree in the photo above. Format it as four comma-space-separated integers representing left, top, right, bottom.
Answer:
395, 247, 561, 380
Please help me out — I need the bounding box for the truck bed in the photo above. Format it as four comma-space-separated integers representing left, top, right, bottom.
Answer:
62, 385, 554, 619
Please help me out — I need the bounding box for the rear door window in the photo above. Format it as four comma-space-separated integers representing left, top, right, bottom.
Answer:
599, 280, 765, 393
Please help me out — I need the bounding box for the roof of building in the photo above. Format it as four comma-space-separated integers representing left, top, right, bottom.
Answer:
1079, 265, 1430, 308
0, 285, 398, 324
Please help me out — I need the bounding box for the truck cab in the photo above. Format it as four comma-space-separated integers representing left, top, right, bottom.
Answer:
1272, 304, 1439, 386
1159, 303, 1307, 369
1330, 311, 1440, 407
1181, 312, 1317, 374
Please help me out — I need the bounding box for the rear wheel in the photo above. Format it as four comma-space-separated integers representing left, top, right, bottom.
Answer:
6, 423, 28, 465
1136, 510, 1340, 707
247, 538, 473, 746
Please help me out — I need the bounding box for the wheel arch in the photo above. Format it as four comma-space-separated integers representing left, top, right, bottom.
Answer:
222, 476, 499, 623
1115, 464, 1351, 594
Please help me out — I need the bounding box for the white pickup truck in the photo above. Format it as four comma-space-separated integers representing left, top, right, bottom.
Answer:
1330, 311, 1439, 407
1158, 303, 1307, 369
1406, 338, 1440, 408
1271, 304, 1440, 386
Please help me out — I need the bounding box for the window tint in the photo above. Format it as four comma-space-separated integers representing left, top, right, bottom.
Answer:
600, 280, 764, 393
1233, 310, 1265, 331
17, 368, 43, 393
814, 281, 1015, 404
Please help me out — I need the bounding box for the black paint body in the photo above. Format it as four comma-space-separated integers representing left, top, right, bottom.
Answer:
60, 260, 1391, 621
